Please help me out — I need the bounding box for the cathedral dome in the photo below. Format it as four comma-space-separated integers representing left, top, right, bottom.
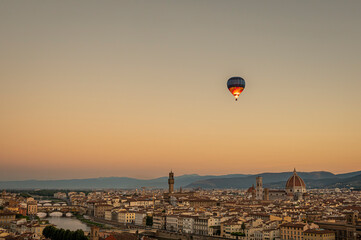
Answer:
285, 169, 306, 189
247, 184, 255, 193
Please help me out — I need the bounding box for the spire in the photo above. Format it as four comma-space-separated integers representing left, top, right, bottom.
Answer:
293, 168, 297, 175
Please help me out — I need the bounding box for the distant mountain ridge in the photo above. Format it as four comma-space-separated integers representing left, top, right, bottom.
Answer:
0, 173, 249, 190
185, 171, 361, 189
185, 171, 335, 189
0, 171, 360, 190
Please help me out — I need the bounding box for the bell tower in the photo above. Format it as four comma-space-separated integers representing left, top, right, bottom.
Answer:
256, 176, 263, 200
168, 170, 174, 193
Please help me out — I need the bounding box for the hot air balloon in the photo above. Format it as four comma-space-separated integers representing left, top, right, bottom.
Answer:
227, 77, 245, 101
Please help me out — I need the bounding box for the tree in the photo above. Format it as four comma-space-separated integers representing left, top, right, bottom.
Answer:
43, 225, 56, 239
53, 229, 61, 240
43, 226, 50, 238
241, 222, 246, 233
73, 229, 87, 240
64, 230, 72, 240
146, 216, 153, 226
231, 232, 245, 240
57, 228, 65, 240
43, 226, 87, 240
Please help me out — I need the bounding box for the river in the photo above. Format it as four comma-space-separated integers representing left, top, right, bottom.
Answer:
44, 216, 90, 232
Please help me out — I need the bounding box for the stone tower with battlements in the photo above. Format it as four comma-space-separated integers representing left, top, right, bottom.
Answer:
168, 170, 174, 193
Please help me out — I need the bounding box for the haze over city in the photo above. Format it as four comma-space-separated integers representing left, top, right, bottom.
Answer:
1, 0, 361, 181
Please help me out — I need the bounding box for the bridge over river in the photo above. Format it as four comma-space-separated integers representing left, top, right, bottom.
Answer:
37, 205, 86, 217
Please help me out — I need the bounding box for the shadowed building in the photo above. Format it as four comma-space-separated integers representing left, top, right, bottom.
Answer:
263, 188, 270, 201
188, 199, 217, 208
316, 211, 361, 240
0, 211, 16, 226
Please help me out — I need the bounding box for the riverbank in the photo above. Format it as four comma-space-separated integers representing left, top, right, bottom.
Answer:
74, 214, 107, 229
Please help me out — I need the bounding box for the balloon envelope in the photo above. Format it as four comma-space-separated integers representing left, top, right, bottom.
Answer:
227, 77, 245, 100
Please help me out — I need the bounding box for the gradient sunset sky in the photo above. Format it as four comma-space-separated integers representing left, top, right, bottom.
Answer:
1, 1, 360, 180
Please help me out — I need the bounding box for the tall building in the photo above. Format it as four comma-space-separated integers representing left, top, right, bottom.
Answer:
168, 171, 174, 193
264, 188, 270, 201
27, 202, 38, 216
90, 226, 99, 240
256, 176, 263, 200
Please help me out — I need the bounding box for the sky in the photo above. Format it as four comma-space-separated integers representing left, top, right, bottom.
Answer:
1, 0, 361, 181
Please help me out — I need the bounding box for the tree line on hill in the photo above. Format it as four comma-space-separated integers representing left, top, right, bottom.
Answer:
43, 226, 87, 240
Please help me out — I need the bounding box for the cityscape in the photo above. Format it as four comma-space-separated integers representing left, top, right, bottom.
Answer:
1, 170, 361, 240
1, 0, 361, 240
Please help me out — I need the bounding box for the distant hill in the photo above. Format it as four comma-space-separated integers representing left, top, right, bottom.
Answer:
0, 173, 249, 190
307, 174, 361, 188
186, 171, 361, 189
335, 171, 361, 179
266, 174, 361, 189
185, 171, 336, 189
1, 171, 360, 190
